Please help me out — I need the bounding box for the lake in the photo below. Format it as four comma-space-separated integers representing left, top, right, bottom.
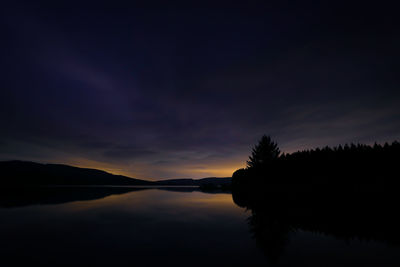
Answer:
1, 187, 399, 266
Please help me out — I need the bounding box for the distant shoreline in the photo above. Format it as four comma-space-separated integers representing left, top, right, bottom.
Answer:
0, 160, 231, 187
1, 185, 201, 188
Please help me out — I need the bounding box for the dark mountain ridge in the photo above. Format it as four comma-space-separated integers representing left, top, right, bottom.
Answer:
0, 160, 153, 186
0, 160, 231, 186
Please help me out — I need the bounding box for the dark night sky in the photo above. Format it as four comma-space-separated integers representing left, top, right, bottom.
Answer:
1, 1, 399, 179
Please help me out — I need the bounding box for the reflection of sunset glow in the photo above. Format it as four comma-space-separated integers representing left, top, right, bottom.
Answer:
174, 192, 235, 209
64, 189, 243, 217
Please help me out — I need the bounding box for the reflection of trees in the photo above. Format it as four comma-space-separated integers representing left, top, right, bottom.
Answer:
248, 209, 292, 265
232, 187, 400, 264
231, 136, 400, 263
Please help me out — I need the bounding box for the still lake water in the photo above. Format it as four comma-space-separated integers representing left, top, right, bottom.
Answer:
1, 187, 399, 266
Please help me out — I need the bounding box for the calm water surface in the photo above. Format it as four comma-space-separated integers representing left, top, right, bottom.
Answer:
1, 188, 399, 266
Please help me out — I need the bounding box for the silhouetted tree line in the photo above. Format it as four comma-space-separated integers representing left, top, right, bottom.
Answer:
233, 135, 400, 188
231, 136, 400, 263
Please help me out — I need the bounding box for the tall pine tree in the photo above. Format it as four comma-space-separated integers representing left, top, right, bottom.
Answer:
247, 135, 280, 168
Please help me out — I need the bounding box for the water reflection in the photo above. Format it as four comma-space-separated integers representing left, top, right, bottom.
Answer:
0, 189, 264, 267
0, 186, 148, 208
0, 186, 220, 208
233, 187, 400, 266
1, 188, 400, 266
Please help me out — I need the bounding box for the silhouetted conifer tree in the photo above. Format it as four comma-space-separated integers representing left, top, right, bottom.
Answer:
247, 135, 280, 168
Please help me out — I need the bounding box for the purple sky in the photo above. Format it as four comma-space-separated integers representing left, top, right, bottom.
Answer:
1, 1, 399, 179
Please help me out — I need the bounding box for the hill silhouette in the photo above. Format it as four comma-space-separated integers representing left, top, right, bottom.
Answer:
0, 160, 232, 207
0, 160, 231, 187
0, 160, 153, 186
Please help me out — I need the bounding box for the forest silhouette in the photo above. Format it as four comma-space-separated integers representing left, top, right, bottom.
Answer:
232, 135, 400, 264
233, 135, 400, 188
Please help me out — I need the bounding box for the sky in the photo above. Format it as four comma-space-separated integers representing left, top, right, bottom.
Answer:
1, 1, 399, 179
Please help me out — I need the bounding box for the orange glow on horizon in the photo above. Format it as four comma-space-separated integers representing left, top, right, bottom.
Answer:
44, 156, 247, 180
